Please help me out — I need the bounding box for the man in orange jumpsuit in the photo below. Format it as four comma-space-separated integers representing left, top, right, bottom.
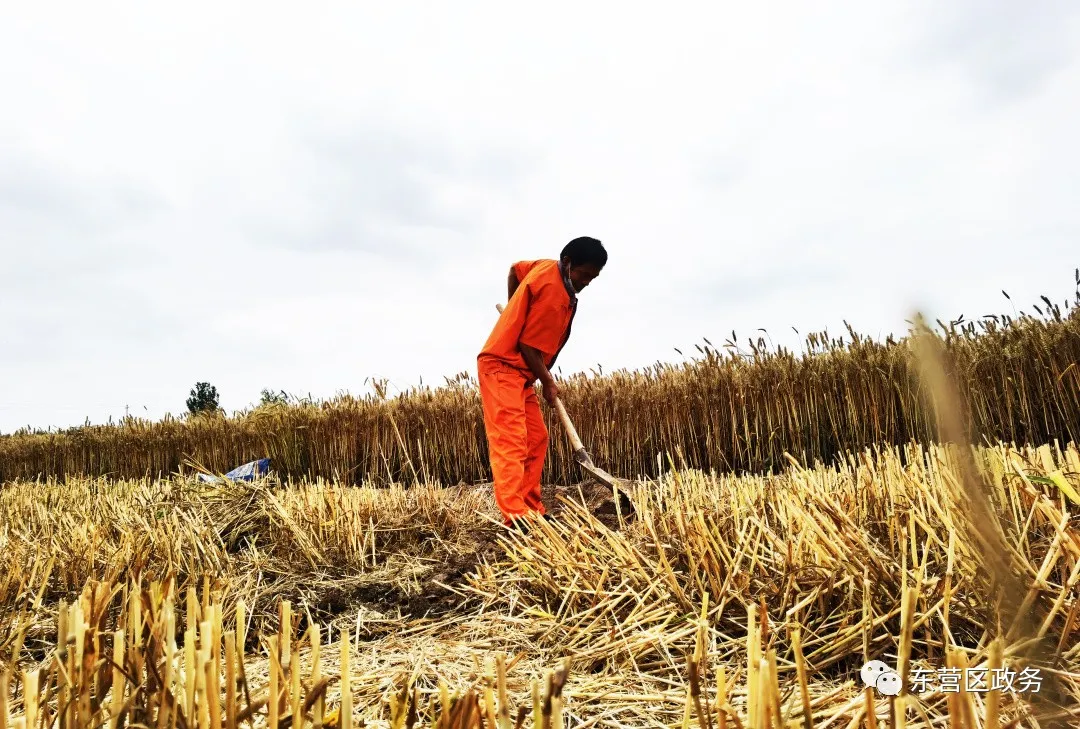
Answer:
477, 237, 608, 529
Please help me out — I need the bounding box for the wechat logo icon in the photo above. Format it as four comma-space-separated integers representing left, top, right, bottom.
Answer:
861, 660, 902, 697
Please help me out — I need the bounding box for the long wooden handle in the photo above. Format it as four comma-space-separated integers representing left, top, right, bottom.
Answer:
553, 398, 585, 452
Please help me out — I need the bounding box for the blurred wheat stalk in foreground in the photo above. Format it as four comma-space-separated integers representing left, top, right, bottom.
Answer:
0, 570, 1076, 729
0, 576, 573, 729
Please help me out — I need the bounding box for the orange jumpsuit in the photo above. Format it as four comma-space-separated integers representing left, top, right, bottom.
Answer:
477, 259, 577, 524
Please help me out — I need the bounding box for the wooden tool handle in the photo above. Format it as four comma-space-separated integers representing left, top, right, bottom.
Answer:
553, 397, 585, 452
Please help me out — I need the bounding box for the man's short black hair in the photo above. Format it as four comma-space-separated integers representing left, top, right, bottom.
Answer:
560, 237, 607, 267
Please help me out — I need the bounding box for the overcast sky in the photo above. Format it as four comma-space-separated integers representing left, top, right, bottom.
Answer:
2, 1, 1079, 433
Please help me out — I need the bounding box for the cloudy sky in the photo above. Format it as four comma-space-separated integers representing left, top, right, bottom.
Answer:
2, 1, 1079, 433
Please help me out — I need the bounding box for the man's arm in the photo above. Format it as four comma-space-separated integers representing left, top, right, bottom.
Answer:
507, 267, 520, 301
519, 343, 552, 385
519, 343, 559, 404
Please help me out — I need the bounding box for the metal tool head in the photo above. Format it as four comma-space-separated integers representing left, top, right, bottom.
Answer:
576, 458, 635, 523
576, 452, 623, 492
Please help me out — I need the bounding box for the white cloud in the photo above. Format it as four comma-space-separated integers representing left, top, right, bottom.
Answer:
1, 1, 1079, 432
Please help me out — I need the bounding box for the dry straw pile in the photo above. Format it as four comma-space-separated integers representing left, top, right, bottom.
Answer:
1, 438, 1078, 727
2, 293, 1079, 484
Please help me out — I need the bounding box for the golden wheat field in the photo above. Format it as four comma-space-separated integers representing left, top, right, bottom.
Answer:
1, 311, 1079, 728
3, 300, 1079, 487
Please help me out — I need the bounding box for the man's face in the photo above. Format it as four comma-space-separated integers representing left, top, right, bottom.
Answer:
563, 258, 603, 292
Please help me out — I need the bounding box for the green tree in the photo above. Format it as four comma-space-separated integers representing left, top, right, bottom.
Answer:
186, 382, 220, 415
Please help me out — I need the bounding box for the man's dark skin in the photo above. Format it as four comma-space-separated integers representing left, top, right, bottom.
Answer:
507, 255, 603, 407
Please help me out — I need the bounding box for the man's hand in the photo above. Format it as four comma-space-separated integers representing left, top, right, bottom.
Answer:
541, 377, 561, 407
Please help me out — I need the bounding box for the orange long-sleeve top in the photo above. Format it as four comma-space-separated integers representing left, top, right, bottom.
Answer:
478, 259, 577, 378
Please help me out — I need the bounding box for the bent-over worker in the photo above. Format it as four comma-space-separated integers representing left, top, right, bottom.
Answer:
477, 237, 608, 528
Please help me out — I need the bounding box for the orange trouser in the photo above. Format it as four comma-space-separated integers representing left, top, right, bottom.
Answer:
477, 360, 549, 523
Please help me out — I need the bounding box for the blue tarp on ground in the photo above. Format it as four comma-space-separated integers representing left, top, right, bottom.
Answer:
197, 458, 271, 483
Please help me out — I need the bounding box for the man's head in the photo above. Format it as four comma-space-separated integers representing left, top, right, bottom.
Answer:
560, 236, 607, 293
